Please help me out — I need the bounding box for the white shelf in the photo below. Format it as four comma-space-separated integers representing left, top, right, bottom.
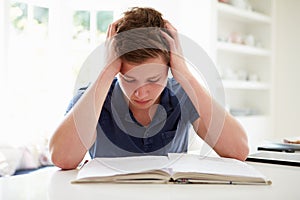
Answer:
214, 0, 274, 148
235, 115, 271, 130
217, 42, 270, 56
217, 2, 271, 24
222, 80, 270, 90
235, 115, 269, 120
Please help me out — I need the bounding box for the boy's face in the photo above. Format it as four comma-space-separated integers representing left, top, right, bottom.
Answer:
118, 56, 169, 110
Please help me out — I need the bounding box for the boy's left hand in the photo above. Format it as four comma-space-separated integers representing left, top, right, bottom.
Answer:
161, 20, 191, 82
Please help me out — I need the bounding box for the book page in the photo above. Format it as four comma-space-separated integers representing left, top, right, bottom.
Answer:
75, 155, 171, 181
168, 154, 266, 179
74, 154, 270, 184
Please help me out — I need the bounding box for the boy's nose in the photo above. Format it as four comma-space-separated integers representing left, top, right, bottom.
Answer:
134, 86, 149, 99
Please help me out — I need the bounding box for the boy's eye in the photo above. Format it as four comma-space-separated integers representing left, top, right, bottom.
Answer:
122, 76, 135, 83
124, 78, 135, 83
148, 78, 160, 83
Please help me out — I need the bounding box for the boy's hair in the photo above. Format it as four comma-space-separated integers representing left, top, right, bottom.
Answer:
115, 7, 170, 64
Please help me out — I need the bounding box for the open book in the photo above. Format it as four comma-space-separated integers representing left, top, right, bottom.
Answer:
72, 154, 271, 185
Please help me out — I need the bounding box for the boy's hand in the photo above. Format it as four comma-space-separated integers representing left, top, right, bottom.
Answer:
161, 20, 191, 82
104, 19, 122, 76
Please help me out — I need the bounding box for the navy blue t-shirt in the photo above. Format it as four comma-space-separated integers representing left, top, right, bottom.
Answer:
66, 78, 199, 158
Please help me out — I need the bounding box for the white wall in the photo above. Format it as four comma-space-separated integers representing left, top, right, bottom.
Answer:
0, 0, 9, 144
274, 0, 300, 138
118, 0, 213, 53
177, 0, 214, 55
0, 0, 8, 90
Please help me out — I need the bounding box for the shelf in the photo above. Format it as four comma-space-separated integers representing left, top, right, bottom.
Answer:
235, 115, 270, 128
217, 42, 270, 56
235, 115, 270, 122
222, 80, 270, 90
215, 0, 274, 146
217, 2, 271, 24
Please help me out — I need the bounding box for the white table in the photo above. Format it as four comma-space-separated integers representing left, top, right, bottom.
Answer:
0, 162, 300, 200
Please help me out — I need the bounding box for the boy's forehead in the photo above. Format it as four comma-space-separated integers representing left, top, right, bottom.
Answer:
121, 58, 168, 76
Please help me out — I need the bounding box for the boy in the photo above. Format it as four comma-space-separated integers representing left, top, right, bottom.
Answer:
49, 7, 249, 169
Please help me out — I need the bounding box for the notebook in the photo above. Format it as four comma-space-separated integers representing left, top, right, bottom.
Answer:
257, 142, 300, 153
247, 151, 300, 167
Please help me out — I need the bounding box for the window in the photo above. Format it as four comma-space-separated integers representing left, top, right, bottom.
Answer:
10, 2, 28, 33
3, 0, 114, 145
96, 11, 114, 43
72, 10, 113, 45
73, 10, 90, 43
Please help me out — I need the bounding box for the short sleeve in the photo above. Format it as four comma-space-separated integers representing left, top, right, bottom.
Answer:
167, 78, 200, 124
184, 93, 200, 123
65, 86, 88, 115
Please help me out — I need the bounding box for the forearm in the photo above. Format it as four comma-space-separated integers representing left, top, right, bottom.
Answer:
176, 70, 249, 160
213, 113, 249, 160
49, 67, 117, 169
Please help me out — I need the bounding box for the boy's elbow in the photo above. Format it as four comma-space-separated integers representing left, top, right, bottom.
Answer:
238, 148, 249, 161
50, 148, 79, 170
234, 142, 250, 161
220, 139, 249, 161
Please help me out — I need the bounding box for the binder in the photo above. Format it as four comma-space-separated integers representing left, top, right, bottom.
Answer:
247, 150, 300, 167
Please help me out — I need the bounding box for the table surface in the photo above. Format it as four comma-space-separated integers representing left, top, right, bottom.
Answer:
1, 161, 300, 200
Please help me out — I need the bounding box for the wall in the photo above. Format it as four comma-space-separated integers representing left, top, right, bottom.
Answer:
119, 0, 213, 53
274, 0, 300, 138
177, 0, 214, 55
0, 0, 9, 91
0, 0, 9, 144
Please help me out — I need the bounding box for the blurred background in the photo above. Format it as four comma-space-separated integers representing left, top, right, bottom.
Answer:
0, 0, 299, 154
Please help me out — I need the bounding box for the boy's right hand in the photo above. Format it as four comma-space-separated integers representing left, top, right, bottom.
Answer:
104, 19, 123, 76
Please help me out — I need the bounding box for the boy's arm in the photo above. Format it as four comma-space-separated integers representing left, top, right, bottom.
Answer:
162, 21, 249, 161
49, 64, 120, 169
49, 20, 122, 170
